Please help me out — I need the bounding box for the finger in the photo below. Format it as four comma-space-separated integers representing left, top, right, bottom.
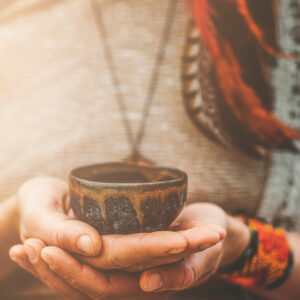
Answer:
19, 177, 101, 256
125, 253, 190, 272
41, 246, 145, 299
173, 203, 227, 230
23, 238, 89, 300
127, 225, 222, 269
79, 224, 224, 270
78, 230, 188, 269
126, 225, 225, 272
171, 219, 226, 237
9, 245, 39, 278
26, 214, 102, 256
178, 224, 225, 251
140, 243, 222, 292
125, 244, 212, 272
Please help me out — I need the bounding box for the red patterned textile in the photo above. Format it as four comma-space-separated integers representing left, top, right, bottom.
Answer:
220, 217, 293, 290
188, 0, 300, 155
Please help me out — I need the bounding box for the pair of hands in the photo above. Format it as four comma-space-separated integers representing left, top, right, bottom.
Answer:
9, 177, 244, 300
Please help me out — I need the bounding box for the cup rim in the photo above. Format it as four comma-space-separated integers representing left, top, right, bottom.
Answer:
69, 162, 187, 188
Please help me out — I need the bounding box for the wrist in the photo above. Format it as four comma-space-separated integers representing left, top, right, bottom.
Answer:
220, 215, 250, 267
1, 195, 20, 242
218, 218, 293, 291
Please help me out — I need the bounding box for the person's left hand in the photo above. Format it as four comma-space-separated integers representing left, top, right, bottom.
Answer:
139, 202, 250, 293
9, 203, 249, 299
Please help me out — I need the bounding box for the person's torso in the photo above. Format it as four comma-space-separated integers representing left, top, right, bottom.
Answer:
0, 0, 266, 216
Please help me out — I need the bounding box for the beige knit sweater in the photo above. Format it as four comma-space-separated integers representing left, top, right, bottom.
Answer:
0, 0, 266, 214
0, 0, 269, 299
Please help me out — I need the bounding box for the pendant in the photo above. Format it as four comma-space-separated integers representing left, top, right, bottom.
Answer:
123, 151, 155, 165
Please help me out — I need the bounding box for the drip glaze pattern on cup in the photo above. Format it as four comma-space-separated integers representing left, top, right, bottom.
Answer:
69, 162, 188, 235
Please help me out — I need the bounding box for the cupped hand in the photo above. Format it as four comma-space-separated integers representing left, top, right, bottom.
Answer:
77, 219, 225, 272
17, 177, 102, 256
10, 238, 171, 300
10, 202, 231, 299
16, 177, 226, 271
139, 203, 251, 293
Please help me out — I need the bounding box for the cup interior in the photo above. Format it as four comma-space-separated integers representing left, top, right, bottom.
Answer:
71, 162, 185, 185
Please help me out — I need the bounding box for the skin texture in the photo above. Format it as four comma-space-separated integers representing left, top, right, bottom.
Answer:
10, 200, 229, 299
17, 177, 102, 256
5, 177, 224, 297
2, 177, 300, 299
0, 196, 20, 280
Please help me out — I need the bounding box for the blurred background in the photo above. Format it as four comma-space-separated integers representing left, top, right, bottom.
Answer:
0, 0, 299, 299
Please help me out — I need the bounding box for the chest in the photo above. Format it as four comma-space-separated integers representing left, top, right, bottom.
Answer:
0, 0, 266, 215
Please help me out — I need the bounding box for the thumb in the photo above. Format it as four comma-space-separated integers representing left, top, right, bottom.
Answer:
19, 177, 102, 256
41, 212, 102, 256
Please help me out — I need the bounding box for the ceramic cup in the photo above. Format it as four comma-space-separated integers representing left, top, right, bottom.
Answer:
69, 162, 187, 235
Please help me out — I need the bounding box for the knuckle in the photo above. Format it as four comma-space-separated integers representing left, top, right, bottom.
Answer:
50, 224, 60, 247
137, 234, 156, 259
49, 261, 59, 273
63, 272, 81, 288
126, 262, 146, 272
50, 221, 69, 249
109, 255, 129, 268
108, 239, 130, 268
135, 263, 147, 272
55, 260, 84, 286
137, 233, 155, 258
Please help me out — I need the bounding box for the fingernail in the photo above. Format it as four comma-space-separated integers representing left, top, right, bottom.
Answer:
219, 229, 227, 240
198, 243, 215, 251
77, 235, 94, 255
210, 227, 226, 239
10, 256, 17, 262
10, 256, 22, 263
144, 273, 163, 292
24, 245, 36, 261
41, 252, 54, 268
167, 246, 186, 255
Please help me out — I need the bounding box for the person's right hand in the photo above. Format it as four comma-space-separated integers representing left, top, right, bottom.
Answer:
16, 177, 102, 256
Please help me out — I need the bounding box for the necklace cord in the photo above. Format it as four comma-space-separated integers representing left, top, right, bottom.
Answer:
90, 0, 178, 156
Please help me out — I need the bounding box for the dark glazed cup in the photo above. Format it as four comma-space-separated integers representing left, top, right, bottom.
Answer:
69, 162, 187, 235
